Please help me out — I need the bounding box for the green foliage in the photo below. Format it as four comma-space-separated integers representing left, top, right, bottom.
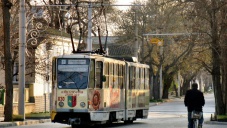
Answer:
169, 81, 178, 92
217, 115, 227, 120
26, 112, 50, 118
217, 115, 227, 122
12, 115, 24, 121
150, 99, 164, 102
13, 112, 50, 120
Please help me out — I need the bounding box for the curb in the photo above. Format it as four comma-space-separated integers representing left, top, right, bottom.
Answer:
149, 98, 176, 107
205, 121, 227, 125
0, 119, 51, 127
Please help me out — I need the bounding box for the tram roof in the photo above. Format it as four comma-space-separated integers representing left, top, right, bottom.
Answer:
55, 53, 147, 64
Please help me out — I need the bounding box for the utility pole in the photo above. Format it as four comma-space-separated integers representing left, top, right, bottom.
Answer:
86, 3, 92, 51
134, 3, 138, 60
19, 0, 26, 120
159, 46, 163, 99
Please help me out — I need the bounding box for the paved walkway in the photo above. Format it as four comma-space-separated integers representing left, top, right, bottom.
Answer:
0, 117, 51, 127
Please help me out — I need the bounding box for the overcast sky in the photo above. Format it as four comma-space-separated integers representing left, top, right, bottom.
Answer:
115, 0, 135, 10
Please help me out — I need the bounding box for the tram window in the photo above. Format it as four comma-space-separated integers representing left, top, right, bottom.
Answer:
104, 62, 109, 74
138, 68, 141, 89
109, 63, 113, 88
145, 68, 149, 89
104, 62, 109, 88
119, 64, 123, 89
140, 68, 145, 90
122, 65, 125, 89
129, 67, 132, 89
89, 60, 95, 88
113, 63, 119, 88
95, 61, 103, 88
129, 66, 135, 89
134, 67, 138, 89
109, 63, 113, 75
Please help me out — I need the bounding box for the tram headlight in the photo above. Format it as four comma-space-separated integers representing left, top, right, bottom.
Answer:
59, 101, 64, 107
80, 102, 86, 108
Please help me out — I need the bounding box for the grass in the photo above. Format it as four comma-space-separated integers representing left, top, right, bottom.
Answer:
150, 99, 164, 103
217, 115, 227, 122
26, 112, 50, 118
13, 112, 50, 121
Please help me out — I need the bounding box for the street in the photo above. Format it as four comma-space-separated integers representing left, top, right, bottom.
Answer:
7, 93, 227, 128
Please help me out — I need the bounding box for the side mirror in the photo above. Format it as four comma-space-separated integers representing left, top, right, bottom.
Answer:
102, 75, 106, 82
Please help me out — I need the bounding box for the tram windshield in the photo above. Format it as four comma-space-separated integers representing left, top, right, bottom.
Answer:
57, 58, 89, 89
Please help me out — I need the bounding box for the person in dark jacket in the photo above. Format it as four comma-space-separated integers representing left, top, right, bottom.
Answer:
184, 83, 205, 128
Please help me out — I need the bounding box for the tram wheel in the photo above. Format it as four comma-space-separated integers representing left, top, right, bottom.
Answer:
72, 123, 94, 128
124, 120, 133, 124
71, 124, 76, 128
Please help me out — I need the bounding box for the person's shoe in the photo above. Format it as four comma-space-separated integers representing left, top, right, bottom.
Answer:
198, 124, 202, 128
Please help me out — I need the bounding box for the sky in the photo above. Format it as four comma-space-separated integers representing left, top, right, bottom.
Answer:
115, 0, 136, 11
115, 0, 135, 4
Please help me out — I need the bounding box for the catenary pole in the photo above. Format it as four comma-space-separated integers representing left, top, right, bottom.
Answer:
134, 3, 138, 59
18, 0, 26, 120
87, 3, 92, 51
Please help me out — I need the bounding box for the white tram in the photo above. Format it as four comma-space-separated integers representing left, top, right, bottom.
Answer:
51, 52, 150, 127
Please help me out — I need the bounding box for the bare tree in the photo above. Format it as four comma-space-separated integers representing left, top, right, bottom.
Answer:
110, 0, 203, 99
1, 0, 13, 121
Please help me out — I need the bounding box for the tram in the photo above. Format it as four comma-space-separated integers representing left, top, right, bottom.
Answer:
51, 52, 150, 127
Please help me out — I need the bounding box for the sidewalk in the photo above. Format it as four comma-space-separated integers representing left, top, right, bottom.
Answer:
0, 117, 51, 127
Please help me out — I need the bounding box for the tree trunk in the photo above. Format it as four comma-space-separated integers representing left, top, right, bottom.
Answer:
211, 26, 225, 115
182, 80, 190, 95
220, 4, 227, 116
210, 0, 225, 115
153, 75, 159, 100
173, 83, 178, 97
2, 0, 13, 121
162, 75, 173, 99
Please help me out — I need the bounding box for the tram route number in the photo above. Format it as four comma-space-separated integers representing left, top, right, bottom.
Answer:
58, 97, 65, 101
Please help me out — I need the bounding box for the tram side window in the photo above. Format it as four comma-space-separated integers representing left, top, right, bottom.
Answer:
140, 68, 145, 89
145, 68, 149, 89
137, 68, 140, 89
122, 65, 125, 89
113, 63, 119, 88
109, 63, 113, 88
119, 64, 123, 89
103, 62, 109, 88
89, 60, 95, 88
136, 67, 141, 89
138, 68, 141, 89
129, 66, 135, 89
95, 61, 103, 88
129, 67, 132, 89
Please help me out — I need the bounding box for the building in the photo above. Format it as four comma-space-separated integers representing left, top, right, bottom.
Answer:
0, 35, 78, 115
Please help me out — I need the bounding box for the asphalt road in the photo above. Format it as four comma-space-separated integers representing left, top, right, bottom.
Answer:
7, 93, 227, 128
